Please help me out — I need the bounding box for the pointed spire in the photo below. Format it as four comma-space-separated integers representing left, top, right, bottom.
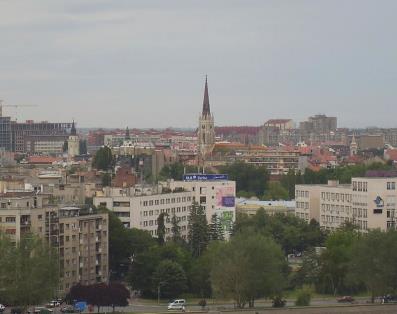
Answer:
351, 133, 357, 145
125, 126, 130, 140
71, 120, 76, 136
202, 75, 210, 116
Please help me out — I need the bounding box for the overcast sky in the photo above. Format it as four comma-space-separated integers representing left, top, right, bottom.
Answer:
1, 1, 397, 129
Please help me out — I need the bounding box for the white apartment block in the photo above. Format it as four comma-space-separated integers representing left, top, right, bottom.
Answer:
296, 175, 397, 232
93, 177, 236, 239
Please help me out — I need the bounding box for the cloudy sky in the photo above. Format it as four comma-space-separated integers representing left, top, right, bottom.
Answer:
1, 1, 397, 128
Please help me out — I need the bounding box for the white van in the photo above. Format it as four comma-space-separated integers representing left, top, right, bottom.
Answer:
167, 299, 186, 310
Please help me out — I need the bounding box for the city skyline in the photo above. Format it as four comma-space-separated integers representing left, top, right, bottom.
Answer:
1, 1, 397, 128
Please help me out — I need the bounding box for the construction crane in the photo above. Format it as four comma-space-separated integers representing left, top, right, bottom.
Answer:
0, 100, 38, 118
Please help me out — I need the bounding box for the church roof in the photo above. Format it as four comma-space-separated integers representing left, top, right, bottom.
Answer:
202, 76, 210, 116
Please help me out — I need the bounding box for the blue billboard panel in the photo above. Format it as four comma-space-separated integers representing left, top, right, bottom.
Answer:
222, 196, 235, 207
183, 174, 229, 181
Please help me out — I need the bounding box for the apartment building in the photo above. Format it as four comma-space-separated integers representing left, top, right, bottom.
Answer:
0, 194, 109, 295
94, 186, 193, 239
94, 175, 236, 239
295, 173, 397, 232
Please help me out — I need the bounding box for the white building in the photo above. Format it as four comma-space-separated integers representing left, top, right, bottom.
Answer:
93, 175, 236, 239
295, 174, 397, 232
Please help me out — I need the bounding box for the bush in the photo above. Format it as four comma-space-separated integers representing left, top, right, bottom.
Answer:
198, 299, 207, 309
272, 296, 286, 308
295, 287, 311, 306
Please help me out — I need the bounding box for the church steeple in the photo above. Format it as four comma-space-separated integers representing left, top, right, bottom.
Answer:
125, 126, 130, 140
198, 75, 215, 164
202, 75, 210, 116
71, 120, 77, 136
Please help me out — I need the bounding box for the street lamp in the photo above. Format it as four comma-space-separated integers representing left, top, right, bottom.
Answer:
157, 281, 167, 305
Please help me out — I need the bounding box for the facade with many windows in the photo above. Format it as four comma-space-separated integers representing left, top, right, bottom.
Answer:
94, 178, 236, 239
295, 175, 397, 232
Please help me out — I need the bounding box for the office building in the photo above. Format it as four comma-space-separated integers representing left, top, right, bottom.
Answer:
295, 172, 397, 232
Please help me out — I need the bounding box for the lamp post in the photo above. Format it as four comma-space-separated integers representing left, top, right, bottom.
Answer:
157, 281, 167, 305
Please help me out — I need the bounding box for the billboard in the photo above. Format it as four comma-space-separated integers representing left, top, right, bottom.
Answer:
183, 174, 229, 181
216, 186, 235, 208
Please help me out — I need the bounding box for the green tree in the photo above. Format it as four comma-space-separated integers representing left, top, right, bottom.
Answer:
107, 211, 155, 280
93, 146, 114, 171
62, 140, 68, 153
188, 256, 212, 298
233, 210, 327, 254
188, 202, 209, 257
152, 260, 188, 299
280, 169, 303, 199
218, 162, 269, 197
158, 162, 198, 181
79, 140, 88, 155
101, 173, 112, 187
348, 230, 397, 302
263, 181, 289, 200
0, 233, 58, 307
210, 231, 286, 308
157, 213, 167, 246
318, 229, 357, 295
129, 242, 192, 298
171, 214, 183, 243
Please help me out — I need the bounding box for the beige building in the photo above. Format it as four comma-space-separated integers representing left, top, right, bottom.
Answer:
295, 175, 397, 232
94, 177, 236, 239
0, 194, 109, 296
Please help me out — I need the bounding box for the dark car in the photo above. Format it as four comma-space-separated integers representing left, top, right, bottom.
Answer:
337, 296, 355, 303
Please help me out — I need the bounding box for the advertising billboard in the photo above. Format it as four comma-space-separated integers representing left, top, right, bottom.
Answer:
216, 186, 235, 208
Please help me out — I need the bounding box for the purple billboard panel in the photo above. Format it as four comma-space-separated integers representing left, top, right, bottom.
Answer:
222, 196, 235, 207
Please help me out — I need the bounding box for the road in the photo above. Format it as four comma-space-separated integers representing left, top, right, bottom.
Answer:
93, 297, 382, 313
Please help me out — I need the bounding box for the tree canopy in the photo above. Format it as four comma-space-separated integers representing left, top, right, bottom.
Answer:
0, 233, 59, 307
92, 146, 114, 171
210, 231, 286, 308
218, 162, 269, 198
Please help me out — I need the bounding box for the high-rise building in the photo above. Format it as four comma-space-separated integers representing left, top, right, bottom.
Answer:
198, 76, 215, 163
0, 116, 12, 151
0, 108, 72, 154
0, 194, 109, 295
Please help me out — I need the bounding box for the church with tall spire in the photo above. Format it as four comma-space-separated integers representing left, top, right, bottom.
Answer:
198, 76, 215, 163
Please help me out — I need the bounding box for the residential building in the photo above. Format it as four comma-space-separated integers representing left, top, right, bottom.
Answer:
0, 194, 109, 295
94, 175, 236, 239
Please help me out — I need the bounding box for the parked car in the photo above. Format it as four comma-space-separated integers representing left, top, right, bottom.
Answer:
0, 304, 5, 313
337, 296, 355, 303
46, 301, 61, 308
168, 299, 186, 310
60, 306, 79, 313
